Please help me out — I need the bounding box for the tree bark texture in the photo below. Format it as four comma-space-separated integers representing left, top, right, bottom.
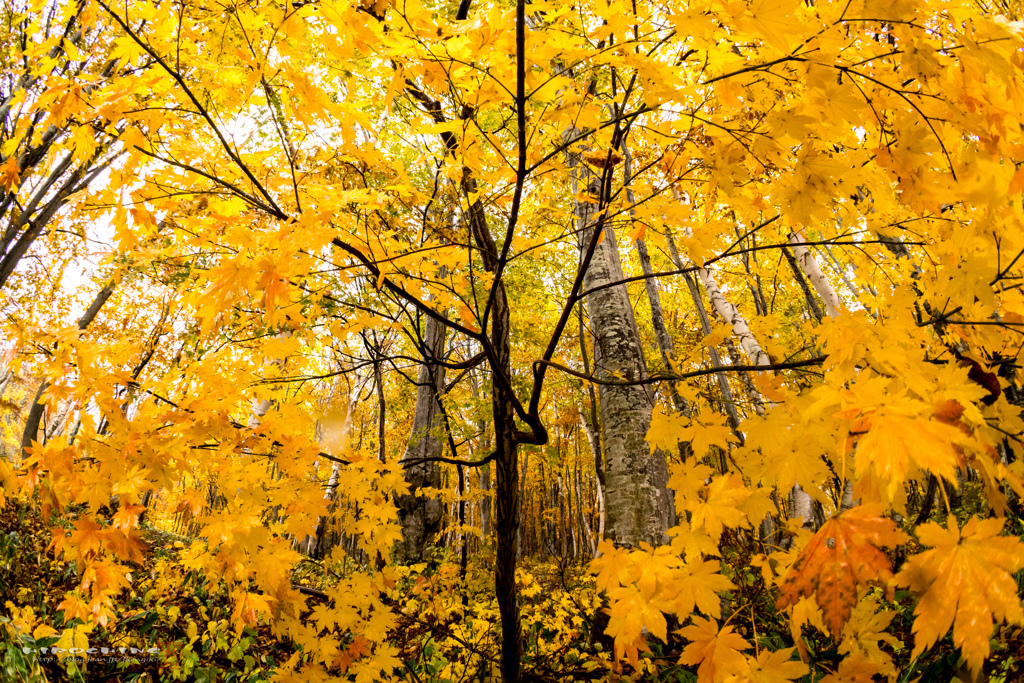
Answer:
462, 165, 522, 682
788, 230, 842, 317
569, 145, 670, 548
667, 224, 817, 528
395, 312, 447, 564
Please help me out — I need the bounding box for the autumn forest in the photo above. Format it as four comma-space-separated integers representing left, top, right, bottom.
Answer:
2, 0, 1024, 680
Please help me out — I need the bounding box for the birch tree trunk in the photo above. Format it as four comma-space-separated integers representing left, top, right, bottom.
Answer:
578, 305, 606, 541
568, 138, 671, 548
299, 379, 354, 557
817, 242, 865, 307
579, 410, 606, 544
621, 138, 688, 420
786, 232, 860, 513
788, 230, 842, 317
694, 262, 772, 368
661, 232, 745, 435
782, 246, 825, 322
674, 266, 743, 434
395, 312, 447, 563
665, 211, 817, 527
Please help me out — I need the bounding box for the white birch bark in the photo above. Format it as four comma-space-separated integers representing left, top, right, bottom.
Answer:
787, 233, 862, 513
696, 264, 773, 370
44, 401, 73, 441
669, 188, 772, 369
621, 137, 688, 420
817, 243, 863, 304
579, 410, 605, 548
0, 370, 12, 400
788, 230, 842, 317
299, 380, 354, 556
666, 193, 818, 527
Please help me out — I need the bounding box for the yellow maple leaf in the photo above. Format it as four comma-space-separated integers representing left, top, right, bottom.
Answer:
789, 595, 828, 660
683, 413, 740, 460
111, 503, 145, 531
669, 520, 721, 562
32, 623, 59, 640
666, 560, 736, 619
685, 474, 752, 541
838, 596, 899, 678
68, 518, 104, 564
740, 487, 777, 529
52, 624, 91, 655
647, 408, 690, 454
1, 155, 19, 192
102, 529, 148, 564
232, 591, 275, 633
634, 544, 684, 601
725, 646, 808, 683
741, 0, 805, 54
819, 649, 884, 683
862, 0, 919, 21
678, 617, 750, 683
855, 410, 971, 500
592, 539, 637, 590
894, 515, 1024, 677
669, 462, 715, 506
605, 584, 665, 666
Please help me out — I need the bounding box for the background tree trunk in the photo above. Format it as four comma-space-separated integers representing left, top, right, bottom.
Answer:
21, 280, 116, 460
569, 141, 671, 548
395, 312, 447, 563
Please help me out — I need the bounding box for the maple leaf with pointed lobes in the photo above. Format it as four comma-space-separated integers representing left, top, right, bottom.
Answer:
665, 560, 736, 619
1, 155, 19, 191
605, 584, 664, 667
788, 596, 828, 660
678, 617, 750, 683
684, 413, 740, 460
592, 539, 637, 589
336, 634, 373, 672
68, 518, 104, 563
725, 647, 808, 683
895, 515, 1024, 678
839, 596, 899, 678
669, 520, 720, 561
776, 505, 908, 637
102, 529, 148, 564
819, 649, 885, 683
669, 461, 715, 505
232, 591, 275, 633
111, 503, 146, 531
685, 474, 752, 541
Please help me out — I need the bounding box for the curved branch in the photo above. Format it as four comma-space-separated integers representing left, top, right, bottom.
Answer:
532, 356, 827, 387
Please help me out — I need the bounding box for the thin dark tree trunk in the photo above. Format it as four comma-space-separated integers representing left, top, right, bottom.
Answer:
21, 280, 116, 459
463, 158, 522, 683
375, 358, 386, 463
458, 463, 467, 580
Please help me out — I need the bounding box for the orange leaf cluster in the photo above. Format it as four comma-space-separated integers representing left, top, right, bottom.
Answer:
776, 505, 908, 636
